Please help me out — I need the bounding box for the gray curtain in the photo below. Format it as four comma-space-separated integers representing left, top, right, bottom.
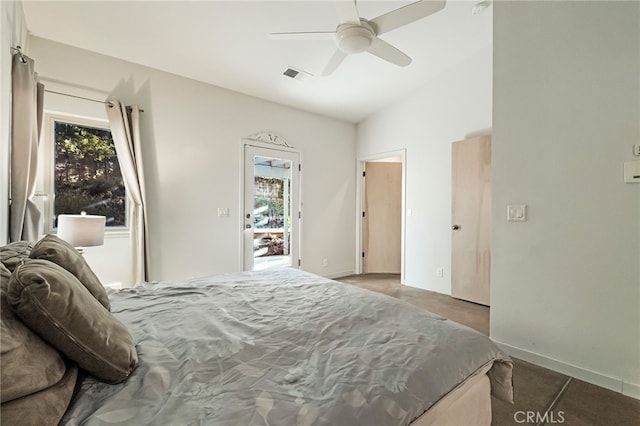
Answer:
10, 53, 44, 242
106, 101, 149, 283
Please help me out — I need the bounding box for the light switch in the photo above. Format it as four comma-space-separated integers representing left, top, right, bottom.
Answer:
624, 161, 640, 183
507, 204, 527, 222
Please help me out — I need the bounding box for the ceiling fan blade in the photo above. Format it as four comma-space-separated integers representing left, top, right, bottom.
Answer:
269, 31, 336, 41
336, 0, 361, 24
367, 37, 412, 67
322, 49, 348, 76
370, 0, 446, 36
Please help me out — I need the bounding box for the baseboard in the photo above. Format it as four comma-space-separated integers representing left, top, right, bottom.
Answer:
494, 340, 640, 400
324, 270, 356, 280
623, 382, 640, 399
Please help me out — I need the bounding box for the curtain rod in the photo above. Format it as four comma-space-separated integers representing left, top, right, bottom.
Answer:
44, 89, 145, 112
11, 46, 27, 63
13, 46, 145, 112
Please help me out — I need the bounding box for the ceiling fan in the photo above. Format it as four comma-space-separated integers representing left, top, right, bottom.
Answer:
270, 0, 446, 76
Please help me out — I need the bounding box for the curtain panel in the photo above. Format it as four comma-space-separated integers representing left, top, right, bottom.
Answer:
9, 53, 44, 242
106, 101, 149, 284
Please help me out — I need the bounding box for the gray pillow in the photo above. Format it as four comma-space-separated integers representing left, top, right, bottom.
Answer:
1, 264, 68, 403
7, 259, 138, 384
0, 362, 78, 426
30, 234, 111, 310
0, 241, 33, 272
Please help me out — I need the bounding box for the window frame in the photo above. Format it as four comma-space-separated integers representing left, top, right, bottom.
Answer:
41, 113, 129, 235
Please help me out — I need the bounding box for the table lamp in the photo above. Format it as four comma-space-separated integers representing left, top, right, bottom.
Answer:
57, 212, 106, 254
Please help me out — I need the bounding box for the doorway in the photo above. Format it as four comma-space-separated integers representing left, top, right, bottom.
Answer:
357, 150, 406, 281
243, 144, 300, 271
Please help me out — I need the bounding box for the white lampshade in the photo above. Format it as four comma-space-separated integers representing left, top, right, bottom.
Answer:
57, 214, 106, 248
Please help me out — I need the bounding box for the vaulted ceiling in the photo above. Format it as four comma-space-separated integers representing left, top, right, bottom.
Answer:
22, 0, 492, 123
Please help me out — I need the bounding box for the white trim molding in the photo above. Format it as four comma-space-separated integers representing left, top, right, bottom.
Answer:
245, 131, 293, 148
323, 270, 357, 280
494, 340, 640, 400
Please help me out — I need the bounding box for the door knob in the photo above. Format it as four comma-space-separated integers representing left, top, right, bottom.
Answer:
452, 224, 460, 230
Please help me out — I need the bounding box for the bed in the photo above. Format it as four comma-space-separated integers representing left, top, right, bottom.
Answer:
1, 237, 513, 425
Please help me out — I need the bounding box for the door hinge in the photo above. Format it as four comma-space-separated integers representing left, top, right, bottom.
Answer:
362, 171, 366, 177
362, 251, 365, 258
362, 211, 366, 218
298, 163, 301, 171
298, 259, 301, 267
298, 211, 301, 219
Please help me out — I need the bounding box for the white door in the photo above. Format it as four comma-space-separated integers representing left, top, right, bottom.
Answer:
243, 145, 300, 271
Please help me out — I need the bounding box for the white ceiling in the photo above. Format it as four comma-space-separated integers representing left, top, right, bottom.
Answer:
22, 0, 492, 123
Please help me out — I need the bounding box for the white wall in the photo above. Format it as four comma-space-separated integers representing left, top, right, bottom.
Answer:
1, 1, 29, 244
358, 0, 639, 398
357, 46, 492, 294
27, 36, 357, 285
492, 1, 640, 397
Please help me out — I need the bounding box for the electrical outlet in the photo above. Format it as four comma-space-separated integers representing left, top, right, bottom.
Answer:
436, 267, 444, 278
633, 144, 640, 156
322, 259, 329, 267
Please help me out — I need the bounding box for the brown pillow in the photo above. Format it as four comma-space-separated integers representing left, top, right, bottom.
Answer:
7, 259, 138, 384
0, 362, 78, 426
1, 264, 67, 403
0, 241, 33, 272
0, 261, 10, 280
30, 234, 111, 310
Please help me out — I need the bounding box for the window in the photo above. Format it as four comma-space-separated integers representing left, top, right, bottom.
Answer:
45, 116, 126, 230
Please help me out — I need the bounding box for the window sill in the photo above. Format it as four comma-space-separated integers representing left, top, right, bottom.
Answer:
51, 228, 129, 239
104, 229, 129, 239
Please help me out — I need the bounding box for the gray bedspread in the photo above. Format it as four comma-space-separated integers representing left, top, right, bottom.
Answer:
61, 268, 513, 425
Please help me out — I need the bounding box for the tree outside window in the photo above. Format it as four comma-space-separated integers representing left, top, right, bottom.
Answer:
53, 121, 126, 227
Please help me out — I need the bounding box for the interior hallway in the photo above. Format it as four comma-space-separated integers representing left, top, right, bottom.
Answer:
337, 273, 640, 426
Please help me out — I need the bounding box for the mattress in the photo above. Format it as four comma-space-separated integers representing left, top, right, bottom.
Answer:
411, 362, 493, 425
61, 268, 513, 425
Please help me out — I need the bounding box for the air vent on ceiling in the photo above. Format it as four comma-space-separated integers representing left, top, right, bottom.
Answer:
283, 66, 313, 81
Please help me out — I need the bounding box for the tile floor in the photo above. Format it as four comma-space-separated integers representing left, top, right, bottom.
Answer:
337, 273, 640, 426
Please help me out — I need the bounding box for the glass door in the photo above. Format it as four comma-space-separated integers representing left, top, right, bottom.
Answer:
243, 145, 300, 271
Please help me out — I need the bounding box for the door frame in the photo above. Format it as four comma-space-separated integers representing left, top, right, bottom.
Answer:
356, 149, 406, 283
240, 140, 302, 272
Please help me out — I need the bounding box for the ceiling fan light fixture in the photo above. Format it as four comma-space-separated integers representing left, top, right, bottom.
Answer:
337, 25, 373, 54
271, 0, 447, 76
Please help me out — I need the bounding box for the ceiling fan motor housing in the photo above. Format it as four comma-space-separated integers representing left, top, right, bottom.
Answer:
336, 22, 374, 54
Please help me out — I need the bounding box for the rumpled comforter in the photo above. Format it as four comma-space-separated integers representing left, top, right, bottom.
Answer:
61, 268, 513, 425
